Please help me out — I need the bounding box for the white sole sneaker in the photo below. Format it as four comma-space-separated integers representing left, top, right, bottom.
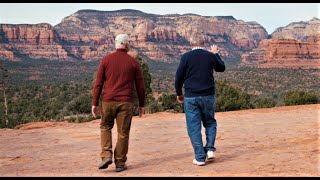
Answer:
193, 159, 205, 166
206, 150, 215, 160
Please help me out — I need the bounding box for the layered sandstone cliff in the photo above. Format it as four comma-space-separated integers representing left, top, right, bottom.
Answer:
0, 24, 70, 61
241, 18, 320, 69
0, 9, 268, 63
241, 35, 320, 69
53, 10, 267, 62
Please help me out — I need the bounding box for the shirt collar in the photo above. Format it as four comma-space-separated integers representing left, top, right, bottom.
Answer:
192, 46, 205, 51
116, 48, 128, 52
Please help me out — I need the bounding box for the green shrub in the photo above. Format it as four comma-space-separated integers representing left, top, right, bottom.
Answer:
215, 80, 253, 112
66, 93, 92, 114
253, 98, 276, 108
158, 93, 184, 113
283, 90, 319, 105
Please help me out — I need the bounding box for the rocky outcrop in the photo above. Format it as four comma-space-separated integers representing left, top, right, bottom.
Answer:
0, 9, 268, 63
0, 46, 15, 60
241, 33, 320, 69
241, 39, 269, 65
241, 18, 320, 69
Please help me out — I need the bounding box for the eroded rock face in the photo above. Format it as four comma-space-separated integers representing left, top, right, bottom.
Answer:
53, 10, 267, 62
0, 23, 54, 45
0, 24, 70, 61
0, 9, 268, 62
0, 46, 15, 60
241, 34, 320, 69
241, 18, 320, 69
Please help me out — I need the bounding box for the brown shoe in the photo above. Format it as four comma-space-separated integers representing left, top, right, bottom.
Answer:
115, 165, 127, 172
98, 158, 112, 169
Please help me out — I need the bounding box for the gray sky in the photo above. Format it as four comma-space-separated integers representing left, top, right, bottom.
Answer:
0, 3, 319, 34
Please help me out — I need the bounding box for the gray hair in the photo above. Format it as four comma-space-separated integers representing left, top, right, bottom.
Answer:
115, 43, 127, 49
189, 32, 205, 46
115, 34, 130, 49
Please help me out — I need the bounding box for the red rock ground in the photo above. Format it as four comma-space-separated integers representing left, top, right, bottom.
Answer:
0, 104, 319, 177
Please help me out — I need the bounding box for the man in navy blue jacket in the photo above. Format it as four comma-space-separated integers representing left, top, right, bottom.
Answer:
175, 32, 225, 166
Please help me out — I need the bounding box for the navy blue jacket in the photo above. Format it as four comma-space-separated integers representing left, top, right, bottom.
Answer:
175, 48, 225, 97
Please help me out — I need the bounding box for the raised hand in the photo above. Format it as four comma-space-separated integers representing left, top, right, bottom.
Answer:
210, 45, 219, 54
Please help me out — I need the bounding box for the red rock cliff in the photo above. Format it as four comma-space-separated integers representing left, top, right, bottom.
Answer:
0, 24, 69, 61
0, 9, 268, 63
241, 34, 320, 69
241, 18, 320, 69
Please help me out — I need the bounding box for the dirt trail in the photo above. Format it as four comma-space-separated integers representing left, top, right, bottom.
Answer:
0, 104, 319, 177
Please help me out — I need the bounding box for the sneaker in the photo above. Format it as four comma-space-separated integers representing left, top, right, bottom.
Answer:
98, 158, 113, 169
206, 150, 215, 160
115, 165, 127, 172
193, 159, 205, 166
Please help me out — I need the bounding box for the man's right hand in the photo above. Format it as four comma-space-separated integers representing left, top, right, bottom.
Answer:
177, 95, 184, 103
209, 45, 220, 54
138, 107, 144, 118
92, 106, 99, 118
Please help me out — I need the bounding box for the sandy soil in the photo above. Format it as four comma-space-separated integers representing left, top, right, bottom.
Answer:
0, 104, 319, 177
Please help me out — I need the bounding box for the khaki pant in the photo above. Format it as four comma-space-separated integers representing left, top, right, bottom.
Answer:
100, 101, 134, 167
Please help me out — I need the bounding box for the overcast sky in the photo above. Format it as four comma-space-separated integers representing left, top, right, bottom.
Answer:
0, 3, 319, 34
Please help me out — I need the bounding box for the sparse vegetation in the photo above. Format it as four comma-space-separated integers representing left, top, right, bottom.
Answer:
0, 59, 319, 128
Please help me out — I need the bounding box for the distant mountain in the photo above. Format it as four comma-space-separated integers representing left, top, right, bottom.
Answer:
271, 17, 320, 41
0, 9, 268, 65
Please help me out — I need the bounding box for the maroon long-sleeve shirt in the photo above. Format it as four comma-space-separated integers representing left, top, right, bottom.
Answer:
92, 49, 145, 107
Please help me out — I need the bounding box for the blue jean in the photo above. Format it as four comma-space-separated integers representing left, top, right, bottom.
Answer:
184, 95, 217, 162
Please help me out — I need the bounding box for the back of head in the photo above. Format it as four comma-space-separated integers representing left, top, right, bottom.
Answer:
189, 32, 205, 47
115, 34, 130, 49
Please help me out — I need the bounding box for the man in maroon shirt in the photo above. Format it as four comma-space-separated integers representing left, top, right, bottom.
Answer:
92, 34, 145, 172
